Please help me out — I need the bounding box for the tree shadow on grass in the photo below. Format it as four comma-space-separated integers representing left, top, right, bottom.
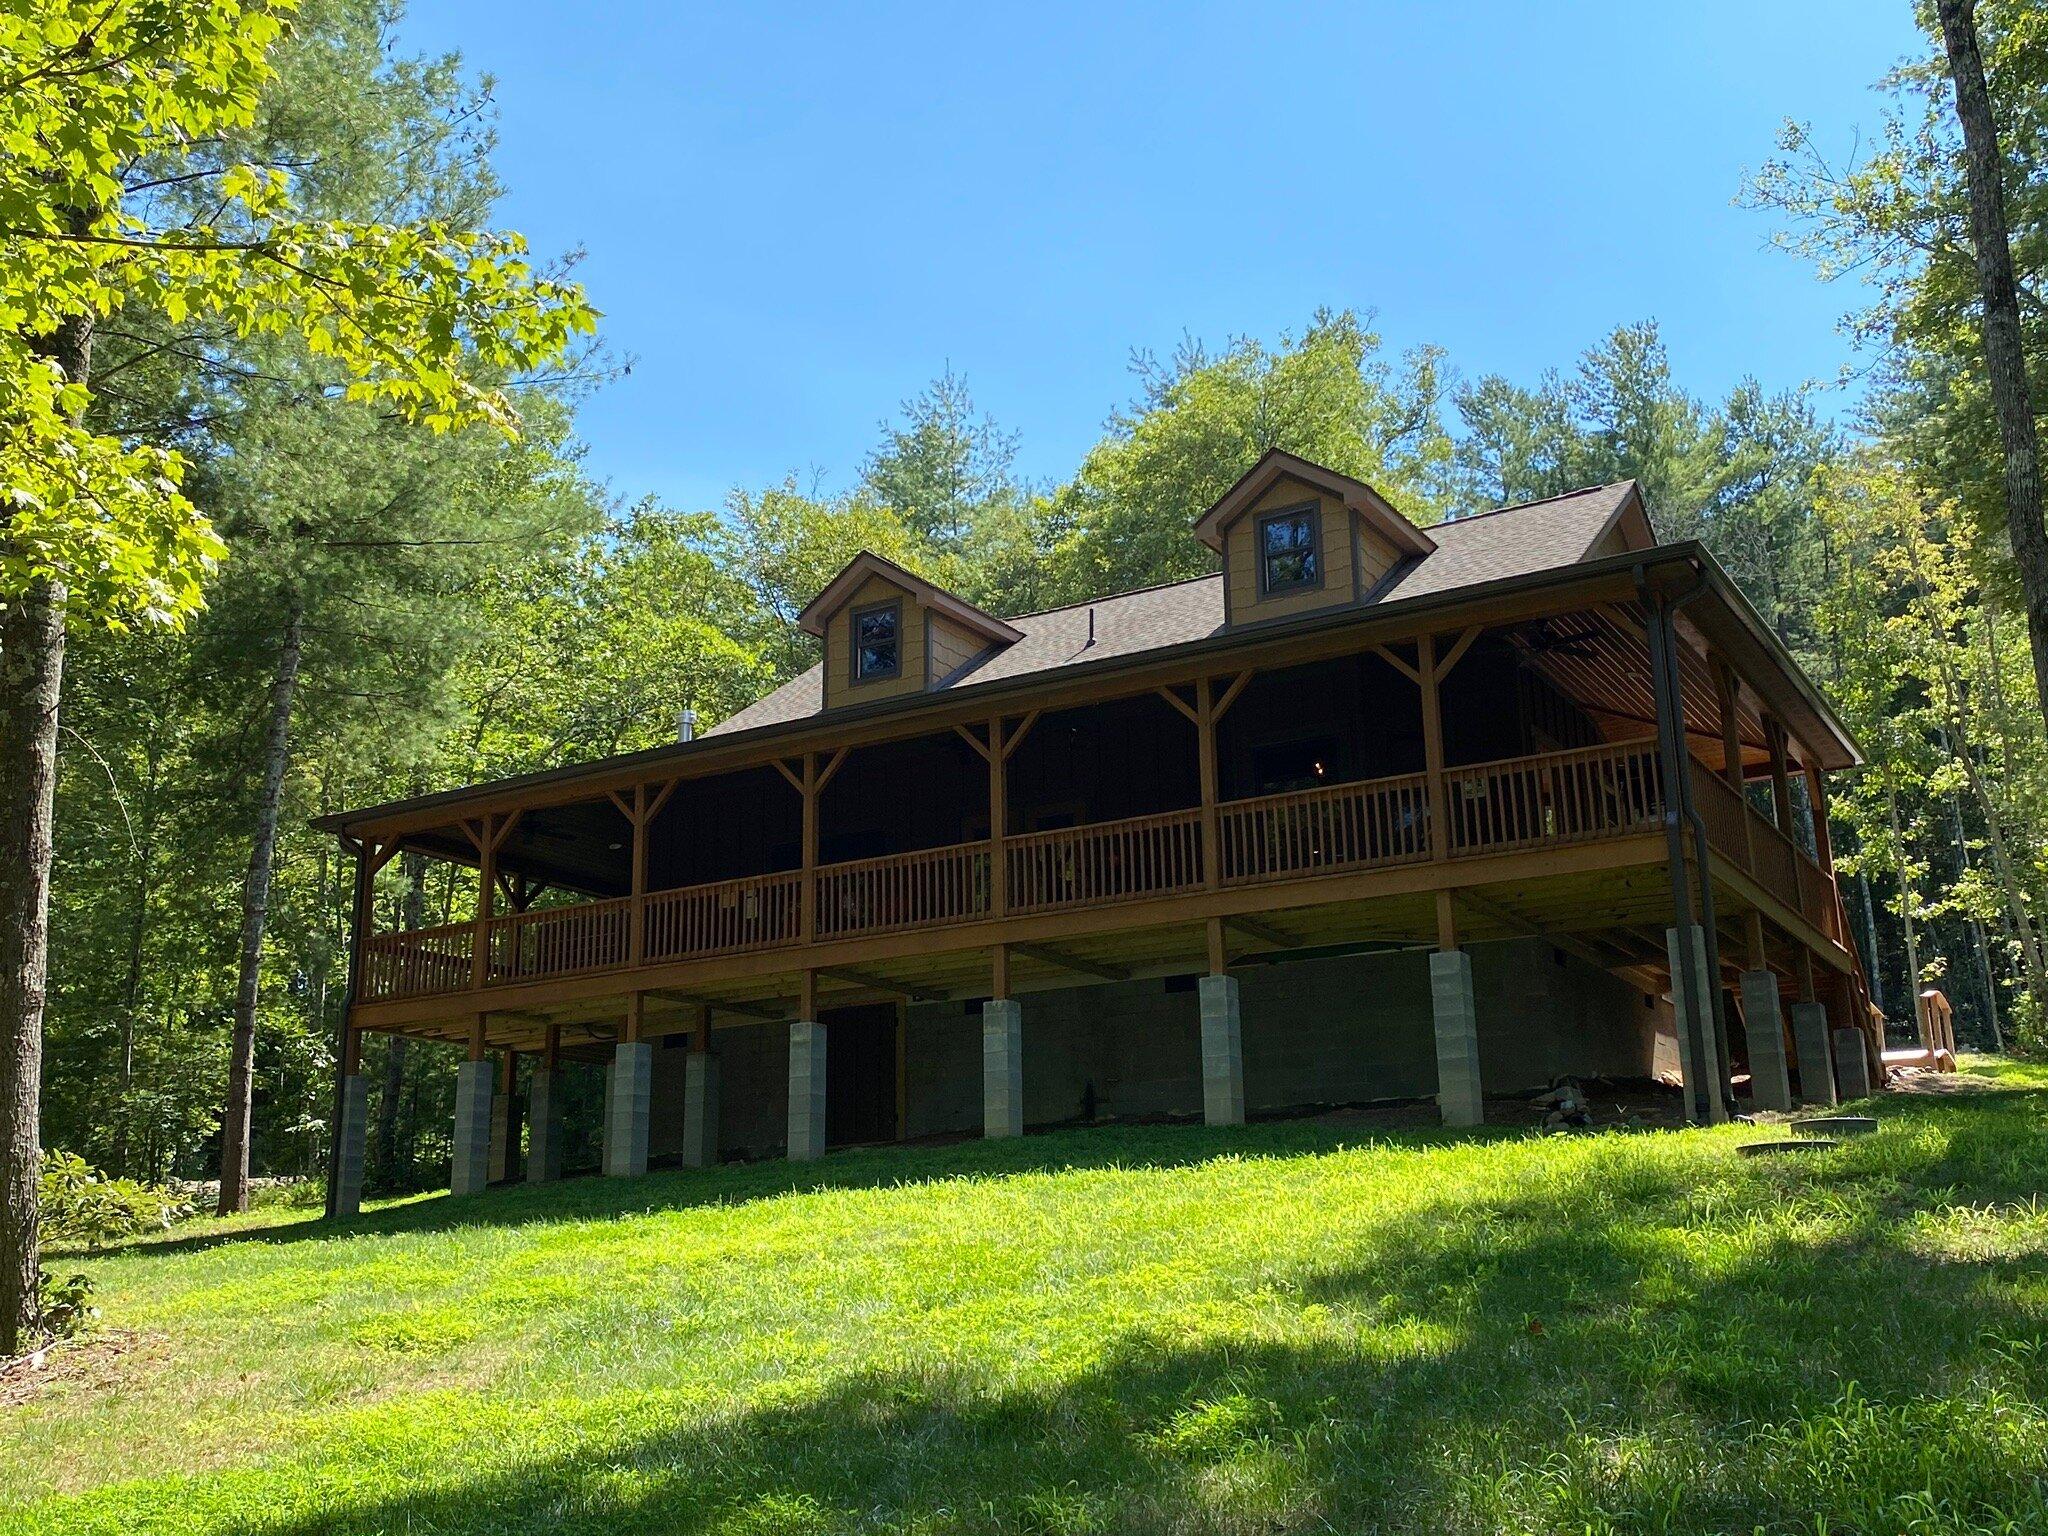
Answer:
62, 1087, 2048, 1535
112, 1113, 1527, 1261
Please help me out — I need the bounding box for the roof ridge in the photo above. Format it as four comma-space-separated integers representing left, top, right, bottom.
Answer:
998, 568, 1222, 624
1425, 480, 1633, 530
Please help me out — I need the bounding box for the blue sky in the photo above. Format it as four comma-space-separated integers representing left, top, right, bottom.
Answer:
396, 2, 1923, 512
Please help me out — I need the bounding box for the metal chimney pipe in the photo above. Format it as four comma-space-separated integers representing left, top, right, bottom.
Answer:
677, 706, 698, 743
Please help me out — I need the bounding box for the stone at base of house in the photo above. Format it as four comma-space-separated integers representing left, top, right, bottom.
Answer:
1738, 969, 1794, 1113
451, 1059, 494, 1196
788, 1020, 827, 1161
605, 1042, 653, 1177
1429, 949, 1482, 1127
1833, 1027, 1874, 1100
983, 1000, 1023, 1138
1789, 1001, 1836, 1108
1198, 974, 1244, 1127
526, 1068, 564, 1183
334, 1073, 369, 1215
680, 1051, 719, 1167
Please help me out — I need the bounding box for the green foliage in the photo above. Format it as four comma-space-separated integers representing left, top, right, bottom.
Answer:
36, 1152, 192, 1252
9, 1080, 2048, 1530
33, 1270, 95, 1342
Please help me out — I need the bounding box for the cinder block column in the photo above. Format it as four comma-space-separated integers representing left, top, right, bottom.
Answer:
788, 1019, 828, 1161
1833, 1027, 1874, 1100
1429, 949, 1483, 1128
680, 1051, 720, 1167
487, 1085, 514, 1184
451, 1059, 494, 1195
1789, 1001, 1836, 1107
334, 1073, 369, 1216
526, 1068, 564, 1184
1665, 924, 1728, 1124
982, 999, 1024, 1138
1198, 974, 1245, 1126
1738, 969, 1794, 1113
605, 1042, 653, 1177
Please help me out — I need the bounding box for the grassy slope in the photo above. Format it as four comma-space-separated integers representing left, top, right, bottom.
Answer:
8, 1062, 2048, 1535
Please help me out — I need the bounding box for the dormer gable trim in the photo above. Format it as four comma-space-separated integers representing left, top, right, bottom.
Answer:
1191, 448, 1436, 559
795, 551, 1023, 645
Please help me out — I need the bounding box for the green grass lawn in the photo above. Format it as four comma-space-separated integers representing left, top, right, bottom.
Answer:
9, 1061, 2048, 1535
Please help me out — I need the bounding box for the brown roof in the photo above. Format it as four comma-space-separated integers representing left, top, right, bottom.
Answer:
712, 480, 1640, 736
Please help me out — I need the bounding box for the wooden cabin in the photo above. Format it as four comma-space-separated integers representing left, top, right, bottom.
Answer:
317, 450, 1876, 1208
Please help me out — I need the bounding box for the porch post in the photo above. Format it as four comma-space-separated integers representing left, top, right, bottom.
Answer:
1197, 679, 1221, 888
526, 1026, 564, 1183
605, 992, 653, 1177
1643, 590, 1729, 1124
681, 1008, 719, 1167
1766, 717, 1795, 835
334, 1027, 369, 1216
1198, 918, 1245, 1126
451, 1014, 494, 1195
1737, 968, 1794, 1112
327, 836, 379, 1219
988, 719, 1009, 916
470, 814, 498, 989
983, 945, 1023, 1139
788, 970, 827, 1161
488, 1049, 519, 1183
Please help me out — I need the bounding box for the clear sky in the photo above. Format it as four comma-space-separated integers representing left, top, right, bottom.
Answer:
394, 2, 1923, 512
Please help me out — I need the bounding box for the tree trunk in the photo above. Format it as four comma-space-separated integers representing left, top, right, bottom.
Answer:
215, 604, 305, 1216
1887, 776, 1924, 1036
1936, 0, 2048, 736
1, 301, 92, 1356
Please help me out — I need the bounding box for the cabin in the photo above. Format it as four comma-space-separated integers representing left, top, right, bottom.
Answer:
316, 450, 1877, 1210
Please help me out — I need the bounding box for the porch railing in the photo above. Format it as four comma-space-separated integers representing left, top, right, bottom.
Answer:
644, 870, 802, 961
1007, 807, 1204, 915
356, 739, 1843, 1003
1219, 773, 1430, 885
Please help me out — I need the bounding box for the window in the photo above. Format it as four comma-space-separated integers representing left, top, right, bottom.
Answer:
1257, 505, 1321, 593
851, 600, 901, 682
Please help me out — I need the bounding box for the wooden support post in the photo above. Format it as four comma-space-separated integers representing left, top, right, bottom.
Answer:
992, 942, 1010, 1000
341, 1026, 361, 1077
1766, 716, 1795, 834
470, 815, 497, 989
624, 990, 644, 1044
798, 967, 817, 1021
1419, 634, 1448, 862
1435, 888, 1458, 952
629, 783, 648, 964
989, 718, 1009, 917
1205, 915, 1227, 975
1196, 678, 1221, 888
543, 1024, 560, 1072
1713, 657, 1743, 789
693, 1006, 711, 1052
1804, 763, 1837, 873
468, 1013, 487, 1062
800, 757, 819, 943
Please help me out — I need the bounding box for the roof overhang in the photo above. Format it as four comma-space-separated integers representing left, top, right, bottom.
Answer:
794, 550, 1022, 644
314, 541, 1858, 843
1191, 447, 1437, 558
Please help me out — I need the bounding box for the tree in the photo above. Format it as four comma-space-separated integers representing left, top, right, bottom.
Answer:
0, 0, 593, 1355
1933, 0, 2048, 736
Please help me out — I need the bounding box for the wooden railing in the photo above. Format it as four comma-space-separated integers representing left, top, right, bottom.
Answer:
645, 870, 802, 961
485, 897, 632, 983
359, 921, 472, 1000
817, 841, 992, 939
1007, 808, 1204, 915
1444, 740, 1664, 855
1220, 773, 1430, 885
1688, 761, 1838, 938
355, 739, 1859, 1004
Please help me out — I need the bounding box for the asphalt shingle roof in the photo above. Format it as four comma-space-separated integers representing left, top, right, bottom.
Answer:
710, 482, 1636, 737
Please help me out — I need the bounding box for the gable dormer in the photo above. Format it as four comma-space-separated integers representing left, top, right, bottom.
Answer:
798, 552, 1022, 710
1193, 449, 1436, 627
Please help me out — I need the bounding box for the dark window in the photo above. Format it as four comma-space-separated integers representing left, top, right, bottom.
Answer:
1257, 506, 1321, 593
851, 600, 901, 682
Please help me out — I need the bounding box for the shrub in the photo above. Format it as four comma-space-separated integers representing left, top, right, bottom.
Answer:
38, 1270, 98, 1341
38, 1151, 195, 1251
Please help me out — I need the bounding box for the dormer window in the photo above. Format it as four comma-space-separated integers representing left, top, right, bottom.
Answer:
1258, 505, 1321, 594
852, 599, 902, 682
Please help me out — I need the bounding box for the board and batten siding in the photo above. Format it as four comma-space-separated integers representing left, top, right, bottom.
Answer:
822, 574, 931, 711
1222, 473, 1405, 624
